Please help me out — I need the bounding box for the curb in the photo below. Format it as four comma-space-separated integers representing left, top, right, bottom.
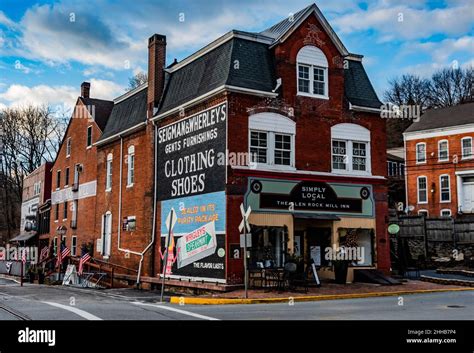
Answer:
420, 275, 474, 287
170, 287, 474, 305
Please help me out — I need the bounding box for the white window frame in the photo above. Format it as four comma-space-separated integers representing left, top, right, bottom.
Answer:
439, 174, 451, 203
417, 175, 428, 204
438, 139, 449, 162
106, 153, 113, 192
86, 125, 93, 148
248, 113, 296, 171
440, 209, 452, 217
416, 142, 426, 164
71, 236, 77, 257
461, 137, 473, 159
331, 123, 371, 176
127, 146, 135, 187
296, 46, 329, 100
66, 137, 71, 157
418, 209, 429, 217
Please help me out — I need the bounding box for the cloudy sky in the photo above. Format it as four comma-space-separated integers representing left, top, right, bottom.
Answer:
0, 0, 472, 111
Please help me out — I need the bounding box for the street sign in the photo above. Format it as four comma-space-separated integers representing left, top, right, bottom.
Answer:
239, 204, 251, 233
165, 207, 177, 231
388, 224, 400, 235
240, 233, 252, 248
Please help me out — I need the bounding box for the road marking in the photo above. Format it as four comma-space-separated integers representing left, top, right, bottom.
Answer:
42, 301, 102, 321
133, 301, 219, 321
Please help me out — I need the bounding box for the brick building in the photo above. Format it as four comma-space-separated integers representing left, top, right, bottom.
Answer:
151, 3, 390, 285
48, 83, 113, 258
12, 162, 52, 245
404, 102, 474, 217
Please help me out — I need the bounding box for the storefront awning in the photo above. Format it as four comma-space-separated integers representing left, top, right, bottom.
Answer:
293, 213, 340, 221
9, 232, 37, 242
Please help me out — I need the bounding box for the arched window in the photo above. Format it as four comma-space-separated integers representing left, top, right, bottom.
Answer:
296, 46, 328, 98
106, 153, 113, 191
127, 145, 135, 187
248, 112, 296, 170
331, 123, 371, 175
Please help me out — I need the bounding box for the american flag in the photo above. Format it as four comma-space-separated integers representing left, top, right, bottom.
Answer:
21, 249, 27, 264
56, 244, 70, 267
39, 246, 49, 262
78, 252, 91, 275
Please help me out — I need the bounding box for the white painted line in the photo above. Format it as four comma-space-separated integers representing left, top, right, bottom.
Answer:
133, 301, 219, 321
42, 301, 103, 321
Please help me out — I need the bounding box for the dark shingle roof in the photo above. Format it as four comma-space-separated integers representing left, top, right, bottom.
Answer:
405, 102, 474, 133
98, 86, 147, 142
344, 60, 382, 109
80, 97, 114, 131
158, 37, 275, 114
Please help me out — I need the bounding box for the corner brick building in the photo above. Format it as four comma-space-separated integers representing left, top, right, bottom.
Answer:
404, 102, 474, 218
43, 3, 391, 287
151, 3, 390, 286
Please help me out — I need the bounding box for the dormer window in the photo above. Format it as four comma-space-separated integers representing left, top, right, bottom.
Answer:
296, 46, 328, 99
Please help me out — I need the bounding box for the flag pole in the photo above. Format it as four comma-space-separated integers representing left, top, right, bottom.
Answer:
160, 210, 173, 303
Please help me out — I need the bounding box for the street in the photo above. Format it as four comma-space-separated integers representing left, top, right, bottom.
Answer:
0, 278, 472, 321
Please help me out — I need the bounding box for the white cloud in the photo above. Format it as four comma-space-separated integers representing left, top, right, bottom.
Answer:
0, 11, 15, 28
332, 2, 473, 41
0, 79, 124, 109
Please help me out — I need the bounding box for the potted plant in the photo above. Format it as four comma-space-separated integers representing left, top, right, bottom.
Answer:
27, 267, 36, 283
37, 268, 45, 284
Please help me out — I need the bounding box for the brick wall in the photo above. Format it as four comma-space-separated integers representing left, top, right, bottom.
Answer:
406, 131, 474, 216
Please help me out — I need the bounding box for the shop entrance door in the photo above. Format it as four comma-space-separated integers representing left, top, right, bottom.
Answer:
306, 228, 331, 267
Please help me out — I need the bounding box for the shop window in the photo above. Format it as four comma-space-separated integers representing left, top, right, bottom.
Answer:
331, 123, 371, 175
338, 228, 374, 267
249, 227, 287, 268
296, 46, 328, 99
440, 174, 450, 202
438, 140, 449, 161
417, 176, 428, 204
416, 142, 426, 163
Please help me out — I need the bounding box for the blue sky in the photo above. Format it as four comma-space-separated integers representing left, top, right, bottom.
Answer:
0, 0, 473, 110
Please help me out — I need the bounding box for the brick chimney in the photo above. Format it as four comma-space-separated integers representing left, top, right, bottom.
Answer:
147, 34, 166, 118
81, 82, 90, 98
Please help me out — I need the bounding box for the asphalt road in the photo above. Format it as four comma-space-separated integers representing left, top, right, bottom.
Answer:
0, 278, 472, 320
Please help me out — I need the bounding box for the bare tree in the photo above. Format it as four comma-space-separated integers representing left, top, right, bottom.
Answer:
128, 72, 148, 89
0, 104, 68, 241
428, 67, 473, 108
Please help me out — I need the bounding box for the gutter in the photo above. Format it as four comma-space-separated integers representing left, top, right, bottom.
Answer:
94, 122, 147, 147
349, 102, 382, 113
151, 85, 277, 121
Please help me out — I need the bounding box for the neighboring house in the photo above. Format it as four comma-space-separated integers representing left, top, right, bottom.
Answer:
94, 83, 155, 276
387, 152, 405, 209
49, 83, 114, 257
12, 162, 52, 245
404, 102, 474, 218
150, 3, 390, 284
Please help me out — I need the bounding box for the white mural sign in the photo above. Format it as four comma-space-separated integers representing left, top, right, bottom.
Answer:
176, 221, 217, 269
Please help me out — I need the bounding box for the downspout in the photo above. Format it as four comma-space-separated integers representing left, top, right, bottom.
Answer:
136, 121, 158, 285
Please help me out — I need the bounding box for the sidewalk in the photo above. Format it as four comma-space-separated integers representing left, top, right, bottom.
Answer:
169, 280, 474, 305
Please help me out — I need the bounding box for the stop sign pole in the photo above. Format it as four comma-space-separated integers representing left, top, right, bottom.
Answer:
239, 204, 251, 299
160, 208, 176, 303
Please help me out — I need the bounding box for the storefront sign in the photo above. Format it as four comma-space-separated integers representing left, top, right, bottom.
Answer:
160, 191, 225, 236
157, 102, 227, 200
177, 221, 217, 269
246, 178, 374, 217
